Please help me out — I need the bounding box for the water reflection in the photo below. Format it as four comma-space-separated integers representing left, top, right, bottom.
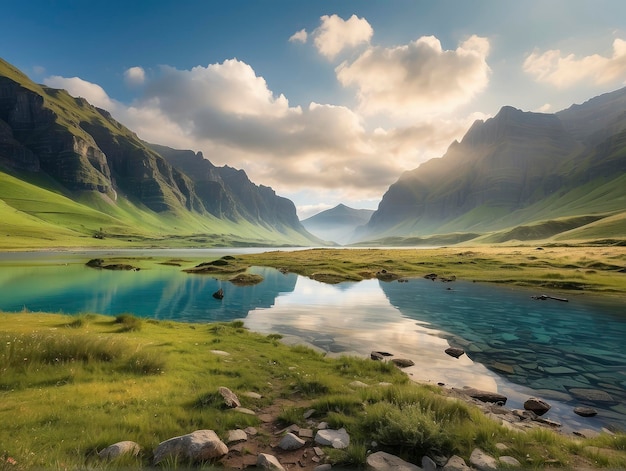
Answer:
0, 255, 624, 432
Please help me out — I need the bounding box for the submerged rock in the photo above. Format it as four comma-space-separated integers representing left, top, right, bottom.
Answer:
574, 406, 598, 417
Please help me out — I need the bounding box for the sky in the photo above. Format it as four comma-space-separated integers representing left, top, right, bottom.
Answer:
3, 1, 626, 219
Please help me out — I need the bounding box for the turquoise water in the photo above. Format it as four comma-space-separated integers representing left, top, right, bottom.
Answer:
1, 251, 624, 433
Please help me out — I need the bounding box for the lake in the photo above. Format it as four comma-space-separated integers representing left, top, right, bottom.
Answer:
1, 249, 625, 434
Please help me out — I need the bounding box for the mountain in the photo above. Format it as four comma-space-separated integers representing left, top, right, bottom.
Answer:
0, 57, 320, 248
357, 88, 626, 244
300, 204, 374, 245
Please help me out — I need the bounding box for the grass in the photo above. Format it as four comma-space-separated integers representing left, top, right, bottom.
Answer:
0, 312, 624, 469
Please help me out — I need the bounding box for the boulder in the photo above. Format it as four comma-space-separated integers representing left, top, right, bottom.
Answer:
366, 451, 420, 471
315, 428, 350, 449
422, 455, 437, 471
153, 430, 228, 464
257, 453, 285, 470
278, 432, 306, 451
98, 441, 140, 461
371, 351, 385, 361
523, 397, 551, 416
443, 455, 471, 471
226, 429, 247, 444
460, 387, 507, 404
391, 358, 415, 368
469, 448, 498, 471
499, 456, 521, 467
218, 386, 241, 408
445, 347, 465, 358
574, 406, 598, 417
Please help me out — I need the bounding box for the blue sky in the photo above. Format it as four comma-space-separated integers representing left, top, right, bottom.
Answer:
3, 0, 626, 218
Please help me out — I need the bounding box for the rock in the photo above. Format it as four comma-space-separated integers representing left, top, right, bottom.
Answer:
523, 397, 551, 416
574, 406, 598, 417
303, 408, 316, 419
209, 350, 230, 356
469, 448, 498, 471
445, 347, 465, 358
257, 453, 285, 470
153, 430, 228, 464
86, 258, 104, 268
492, 362, 515, 374
226, 429, 247, 444
422, 455, 437, 471
244, 427, 258, 436
315, 465, 332, 471
242, 391, 262, 399
460, 387, 507, 405
366, 451, 420, 470
98, 441, 141, 461
371, 351, 385, 361
569, 388, 615, 403
218, 386, 240, 408
574, 428, 600, 439
424, 273, 438, 280
233, 406, 255, 415
499, 456, 521, 467
299, 429, 314, 439
443, 455, 471, 471
313, 447, 325, 457
278, 433, 306, 451
349, 380, 369, 388
391, 358, 415, 368
495, 443, 509, 451
315, 428, 350, 449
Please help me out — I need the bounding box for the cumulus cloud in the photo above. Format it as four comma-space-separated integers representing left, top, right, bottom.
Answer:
312, 14, 373, 60
289, 28, 308, 43
336, 35, 491, 118
523, 38, 626, 87
43, 75, 117, 110
124, 66, 146, 86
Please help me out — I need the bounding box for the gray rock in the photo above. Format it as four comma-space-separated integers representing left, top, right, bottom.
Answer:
574, 428, 600, 439
499, 456, 521, 467
349, 380, 369, 388
445, 347, 465, 358
303, 408, 316, 419
315, 465, 332, 471
153, 430, 228, 464
242, 391, 262, 399
299, 428, 314, 439
278, 432, 306, 451
245, 426, 258, 436
422, 455, 437, 471
569, 388, 615, 403
226, 429, 247, 444
366, 451, 421, 470
371, 351, 385, 361
315, 428, 350, 449
257, 453, 285, 470
460, 387, 507, 404
523, 397, 551, 416
233, 406, 255, 415
574, 406, 598, 417
391, 358, 415, 368
443, 455, 470, 471
218, 386, 241, 408
469, 448, 498, 471
98, 441, 141, 461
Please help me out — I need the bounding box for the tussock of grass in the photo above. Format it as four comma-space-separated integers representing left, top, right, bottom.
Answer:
114, 313, 143, 332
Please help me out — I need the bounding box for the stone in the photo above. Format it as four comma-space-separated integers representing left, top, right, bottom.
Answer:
495, 443, 509, 451
315, 428, 350, 449
569, 388, 615, 403
469, 448, 498, 471
523, 397, 551, 416
244, 427, 258, 436
492, 362, 515, 374
574, 428, 600, 439
242, 391, 262, 399
574, 406, 598, 417
299, 428, 314, 439
422, 455, 437, 471
445, 347, 465, 358
349, 380, 369, 388
460, 387, 507, 404
366, 451, 420, 471
303, 408, 316, 419
226, 429, 247, 444
315, 465, 332, 471
233, 406, 255, 415
443, 455, 471, 471
98, 441, 141, 461
499, 456, 521, 467
371, 351, 385, 361
257, 453, 285, 470
278, 433, 306, 451
218, 386, 240, 408
209, 350, 230, 356
153, 430, 228, 464
391, 358, 415, 368
313, 447, 325, 457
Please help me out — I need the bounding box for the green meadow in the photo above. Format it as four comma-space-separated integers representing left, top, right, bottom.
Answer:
1, 313, 625, 470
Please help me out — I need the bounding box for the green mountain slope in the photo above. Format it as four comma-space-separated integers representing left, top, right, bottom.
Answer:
0, 57, 321, 248
358, 91, 626, 244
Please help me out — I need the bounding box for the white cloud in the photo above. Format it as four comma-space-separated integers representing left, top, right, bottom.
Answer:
43, 75, 117, 110
336, 35, 491, 118
124, 66, 146, 86
312, 14, 373, 60
289, 28, 308, 43
523, 38, 626, 87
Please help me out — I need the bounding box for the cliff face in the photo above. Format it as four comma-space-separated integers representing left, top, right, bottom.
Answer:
360, 93, 626, 240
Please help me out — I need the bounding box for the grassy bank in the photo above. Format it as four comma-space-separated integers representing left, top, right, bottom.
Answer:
232, 246, 626, 299
1, 312, 625, 469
